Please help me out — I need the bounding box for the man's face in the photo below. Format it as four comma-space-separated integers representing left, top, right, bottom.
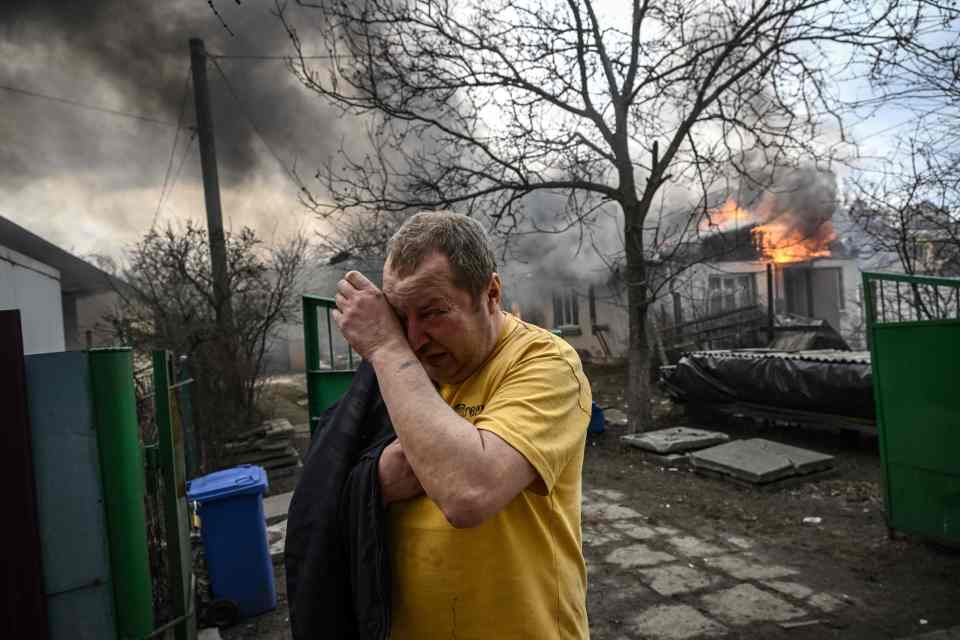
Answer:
382, 251, 501, 384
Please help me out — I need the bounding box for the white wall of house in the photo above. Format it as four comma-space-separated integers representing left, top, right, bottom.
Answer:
63, 290, 121, 350
0, 244, 65, 355
660, 257, 864, 348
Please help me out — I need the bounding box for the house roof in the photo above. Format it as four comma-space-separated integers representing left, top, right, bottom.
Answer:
0, 214, 123, 295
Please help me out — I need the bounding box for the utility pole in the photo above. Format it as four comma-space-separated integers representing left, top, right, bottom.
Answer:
189, 37, 233, 333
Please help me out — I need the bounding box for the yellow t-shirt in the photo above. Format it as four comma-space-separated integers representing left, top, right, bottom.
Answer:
388, 312, 591, 639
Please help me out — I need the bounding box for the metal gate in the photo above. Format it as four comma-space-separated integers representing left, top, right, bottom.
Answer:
303, 294, 356, 434
864, 271, 960, 544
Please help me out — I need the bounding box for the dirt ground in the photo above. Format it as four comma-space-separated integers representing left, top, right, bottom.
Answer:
219, 362, 960, 639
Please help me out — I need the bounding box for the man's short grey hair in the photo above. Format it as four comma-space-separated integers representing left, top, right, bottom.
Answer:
386, 211, 497, 300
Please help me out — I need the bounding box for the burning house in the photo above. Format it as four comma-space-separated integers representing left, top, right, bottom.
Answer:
662, 189, 862, 353
504, 170, 863, 361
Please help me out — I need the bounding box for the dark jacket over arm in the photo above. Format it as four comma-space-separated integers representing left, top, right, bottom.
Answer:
285, 361, 395, 640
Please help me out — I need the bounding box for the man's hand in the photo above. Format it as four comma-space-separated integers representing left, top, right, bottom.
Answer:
332, 271, 407, 360
378, 440, 425, 506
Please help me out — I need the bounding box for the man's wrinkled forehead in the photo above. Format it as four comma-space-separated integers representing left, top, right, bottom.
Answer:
383, 256, 456, 310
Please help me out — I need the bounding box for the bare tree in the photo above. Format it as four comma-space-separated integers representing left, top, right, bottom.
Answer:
110, 222, 310, 468
278, 0, 906, 430
848, 1, 960, 280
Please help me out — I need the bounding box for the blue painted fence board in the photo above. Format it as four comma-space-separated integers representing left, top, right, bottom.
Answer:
25, 351, 117, 640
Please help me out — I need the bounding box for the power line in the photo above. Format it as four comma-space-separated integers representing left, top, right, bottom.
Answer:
153, 70, 194, 229
209, 52, 348, 61
208, 56, 308, 193
852, 103, 954, 143
0, 84, 178, 127
153, 130, 199, 228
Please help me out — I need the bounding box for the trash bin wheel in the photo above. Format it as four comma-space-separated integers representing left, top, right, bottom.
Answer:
205, 598, 240, 627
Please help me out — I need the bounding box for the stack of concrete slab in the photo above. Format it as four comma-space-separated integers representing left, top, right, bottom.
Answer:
620, 427, 731, 465
224, 418, 302, 485
690, 438, 834, 485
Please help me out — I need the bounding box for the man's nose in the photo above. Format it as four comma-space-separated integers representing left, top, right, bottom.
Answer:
405, 316, 430, 352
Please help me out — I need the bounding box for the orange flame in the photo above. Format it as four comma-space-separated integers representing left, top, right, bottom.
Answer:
751, 220, 837, 264
701, 196, 836, 264
699, 197, 751, 233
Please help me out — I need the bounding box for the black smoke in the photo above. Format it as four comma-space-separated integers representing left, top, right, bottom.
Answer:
0, 0, 344, 187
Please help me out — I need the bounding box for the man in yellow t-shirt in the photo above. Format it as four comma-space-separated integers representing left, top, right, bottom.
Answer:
333, 210, 591, 639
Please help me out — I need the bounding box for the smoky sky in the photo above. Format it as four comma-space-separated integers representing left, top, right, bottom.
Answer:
0, 0, 345, 189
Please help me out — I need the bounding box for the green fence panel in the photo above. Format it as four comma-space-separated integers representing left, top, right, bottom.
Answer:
152, 351, 196, 640
865, 272, 960, 545
303, 295, 356, 434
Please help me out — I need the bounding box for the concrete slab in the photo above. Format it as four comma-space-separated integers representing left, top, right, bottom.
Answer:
630, 604, 727, 640
702, 584, 807, 625
666, 535, 727, 557
809, 592, 846, 613
724, 535, 754, 550
704, 553, 798, 580
690, 438, 834, 484
605, 544, 677, 568
638, 564, 723, 596
590, 488, 627, 502
263, 491, 293, 525
582, 502, 643, 521
611, 521, 659, 540
621, 427, 730, 454
582, 525, 625, 546
654, 525, 680, 536
761, 580, 814, 600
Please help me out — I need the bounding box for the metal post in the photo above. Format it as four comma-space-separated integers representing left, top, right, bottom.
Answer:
326, 306, 335, 370
153, 351, 196, 640
862, 275, 876, 350
177, 359, 199, 479
189, 38, 233, 334
304, 297, 322, 434
766, 263, 775, 340
89, 348, 154, 639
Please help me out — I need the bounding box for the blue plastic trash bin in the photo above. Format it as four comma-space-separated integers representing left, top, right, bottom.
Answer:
187, 464, 276, 618
588, 401, 606, 434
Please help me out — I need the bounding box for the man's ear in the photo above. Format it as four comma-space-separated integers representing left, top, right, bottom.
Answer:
487, 273, 502, 312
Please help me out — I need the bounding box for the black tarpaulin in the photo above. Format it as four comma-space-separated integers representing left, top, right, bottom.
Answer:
664, 350, 874, 419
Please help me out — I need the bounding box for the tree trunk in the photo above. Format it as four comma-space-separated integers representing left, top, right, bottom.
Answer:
624, 204, 653, 434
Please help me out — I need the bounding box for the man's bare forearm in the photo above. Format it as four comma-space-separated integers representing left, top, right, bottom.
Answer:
369, 342, 489, 523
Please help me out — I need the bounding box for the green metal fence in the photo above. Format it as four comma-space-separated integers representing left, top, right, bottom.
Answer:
303, 295, 356, 434
864, 271, 960, 545
135, 351, 197, 639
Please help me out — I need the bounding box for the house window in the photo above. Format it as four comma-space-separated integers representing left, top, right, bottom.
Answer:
552, 289, 580, 333
708, 274, 757, 314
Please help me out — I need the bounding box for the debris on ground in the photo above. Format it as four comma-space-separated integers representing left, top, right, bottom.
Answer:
690, 438, 835, 485
621, 426, 730, 454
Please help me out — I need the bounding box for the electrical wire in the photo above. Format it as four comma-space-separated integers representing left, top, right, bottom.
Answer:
153, 130, 198, 229
153, 71, 194, 229
0, 84, 178, 127
208, 56, 307, 193
209, 52, 348, 61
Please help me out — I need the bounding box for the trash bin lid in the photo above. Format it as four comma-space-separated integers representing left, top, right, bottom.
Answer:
187, 464, 268, 503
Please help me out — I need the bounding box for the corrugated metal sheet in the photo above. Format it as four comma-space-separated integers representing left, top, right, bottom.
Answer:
686, 349, 871, 365
25, 351, 117, 640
